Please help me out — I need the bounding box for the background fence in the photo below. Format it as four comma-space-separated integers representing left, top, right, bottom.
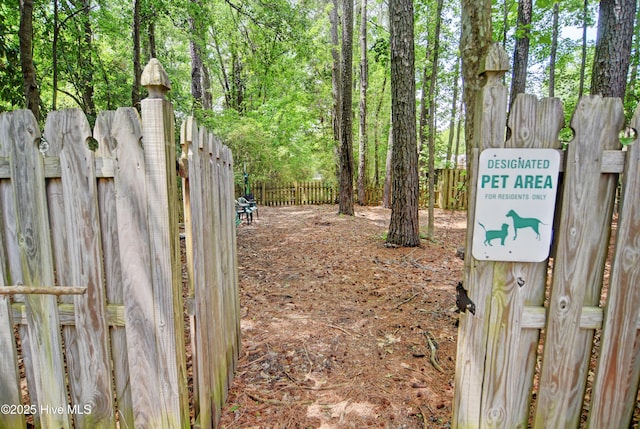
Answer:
0, 59, 239, 429
455, 44, 640, 428
240, 170, 468, 210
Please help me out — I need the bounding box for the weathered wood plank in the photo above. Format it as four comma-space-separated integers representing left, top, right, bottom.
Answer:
587, 105, 640, 428
0, 296, 25, 429
94, 110, 135, 429
4, 109, 71, 428
480, 94, 563, 428
204, 128, 225, 421
0, 156, 115, 178
219, 141, 234, 388
182, 117, 214, 428
228, 149, 241, 363
111, 106, 165, 428
0, 112, 35, 427
140, 66, 189, 426
534, 95, 624, 428
521, 306, 603, 330
224, 143, 238, 378
45, 109, 115, 428
0, 286, 86, 295
12, 303, 125, 327
0, 188, 25, 429
453, 43, 509, 429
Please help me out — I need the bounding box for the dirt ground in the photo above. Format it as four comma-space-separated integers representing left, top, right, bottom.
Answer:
219, 204, 467, 428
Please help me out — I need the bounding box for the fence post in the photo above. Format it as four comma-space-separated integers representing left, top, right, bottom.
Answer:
140, 58, 189, 427
453, 43, 509, 428
2, 110, 71, 428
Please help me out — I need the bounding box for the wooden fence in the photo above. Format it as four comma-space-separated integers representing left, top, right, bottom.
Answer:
0, 59, 239, 429
454, 44, 640, 428
243, 171, 467, 210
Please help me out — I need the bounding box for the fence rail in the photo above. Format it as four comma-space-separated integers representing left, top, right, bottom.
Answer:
241, 170, 468, 210
454, 43, 640, 428
0, 60, 239, 429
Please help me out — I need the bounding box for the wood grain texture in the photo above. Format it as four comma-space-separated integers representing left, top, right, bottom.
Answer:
204, 128, 226, 419
453, 52, 508, 428
140, 95, 189, 427
534, 96, 624, 428
94, 110, 135, 428
12, 302, 124, 326
229, 150, 241, 364
45, 109, 115, 428
4, 109, 70, 428
182, 118, 214, 427
479, 94, 564, 428
181, 117, 240, 427
0, 112, 24, 429
0, 183, 25, 429
587, 105, 640, 428
111, 107, 165, 428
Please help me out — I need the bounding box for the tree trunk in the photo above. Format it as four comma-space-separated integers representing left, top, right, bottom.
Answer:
189, 0, 206, 109
19, 0, 41, 122
624, 4, 640, 113
418, 44, 431, 163
357, 0, 368, 205
212, 31, 232, 109
148, 21, 157, 59
373, 74, 387, 188
446, 59, 461, 168
80, 0, 95, 119
454, 99, 463, 167
501, 0, 510, 49
579, 0, 588, 96
132, 0, 141, 109
509, 0, 532, 108
426, 0, 444, 238
338, 0, 354, 216
382, 119, 392, 209
549, 2, 559, 98
591, 0, 637, 99
329, 0, 342, 187
231, 51, 245, 112
460, 0, 492, 159
387, 0, 419, 247
52, 0, 59, 111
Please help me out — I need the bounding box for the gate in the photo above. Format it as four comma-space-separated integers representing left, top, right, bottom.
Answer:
454, 44, 640, 428
0, 59, 239, 428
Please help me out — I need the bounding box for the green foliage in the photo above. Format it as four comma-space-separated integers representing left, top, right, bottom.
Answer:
4, 0, 637, 190
0, 0, 23, 111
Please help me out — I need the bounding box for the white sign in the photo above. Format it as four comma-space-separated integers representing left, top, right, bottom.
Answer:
471, 148, 561, 262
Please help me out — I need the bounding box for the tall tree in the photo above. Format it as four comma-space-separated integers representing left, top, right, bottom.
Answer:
460, 0, 492, 158
591, 0, 637, 98
625, 4, 640, 114
382, 118, 392, 208
19, 0, 41, 121
387, 0, 419, 247
426, 0, 444, 237
189, 0, 211, 110
338, 0, 354, 215
329, 0, 342, 187
446, 58, 461, 167
132, 0, 142, 108
79, 0, 95, 118
579, 0, 589, 96
357, 0, 368, 205
509, 0, 532, 108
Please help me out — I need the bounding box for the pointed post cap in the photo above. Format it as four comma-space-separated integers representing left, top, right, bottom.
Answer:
479, 42, 510, 77
141, 58, 171, 99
